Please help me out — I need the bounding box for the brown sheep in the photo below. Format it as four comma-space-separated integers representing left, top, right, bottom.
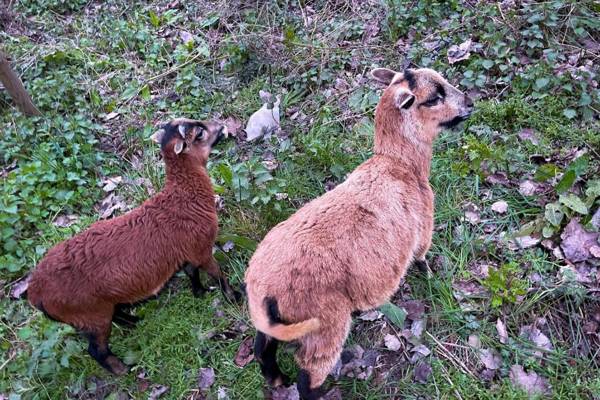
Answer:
27, 118, 237, 375
245, 68, 474, 399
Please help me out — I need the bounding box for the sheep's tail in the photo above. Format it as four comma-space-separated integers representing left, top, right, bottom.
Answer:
253, 296, 320, 342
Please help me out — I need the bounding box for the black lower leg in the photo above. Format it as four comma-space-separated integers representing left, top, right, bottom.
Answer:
184, 264, 206, 297
413, 259, 428, 273
86, 333, 113, 371
254, 331, 288, 386
297, 370, 323, 400
218, 277, 241, 302
113, 304, 140, 327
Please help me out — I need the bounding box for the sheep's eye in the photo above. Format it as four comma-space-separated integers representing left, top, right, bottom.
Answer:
195, 129, 205, 141
423, 95, 443, 107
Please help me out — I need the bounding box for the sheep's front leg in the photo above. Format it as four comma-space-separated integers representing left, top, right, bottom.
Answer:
203, 257, 241, 302
183, 262, 207, 297
85, 320, 128, 375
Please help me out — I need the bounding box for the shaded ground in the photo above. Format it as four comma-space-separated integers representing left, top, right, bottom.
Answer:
1, 0, 599, 399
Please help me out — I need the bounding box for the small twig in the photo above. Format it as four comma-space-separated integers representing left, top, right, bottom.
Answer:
427, 332, 477, 379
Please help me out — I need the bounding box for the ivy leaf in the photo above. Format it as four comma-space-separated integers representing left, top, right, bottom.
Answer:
379, 302, 407, 328
559, 194, 589, 215
535, 78, 549, 89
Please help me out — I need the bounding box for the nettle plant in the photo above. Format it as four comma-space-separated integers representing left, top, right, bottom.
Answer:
213, 158, 289, 211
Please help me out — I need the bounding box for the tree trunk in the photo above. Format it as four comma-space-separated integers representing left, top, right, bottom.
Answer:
0, 50, 41, 116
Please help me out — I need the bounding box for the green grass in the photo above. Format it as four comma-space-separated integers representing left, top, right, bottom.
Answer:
1, 0, 599, 399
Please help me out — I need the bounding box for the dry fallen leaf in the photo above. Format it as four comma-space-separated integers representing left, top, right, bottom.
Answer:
414, 362, 432, 384
358, 310, 383, 321
400, 300, 425, 320
101, 176, 123, 192
560, 219, 599, 263
234, 336, 254, 367
410, 344, 431, 364
271, 384, 300, 400
217, 387, 230, 400
384, 334, 402, 351
491, 200, 509, 214
479, 348, 502, 370
513, 235, 541, 249
222, 116, 243, 137
520, 325, 552, 358
517, 128, 539, 145
411, 319, 426, 339
198, 367, 215, 391
509, 365, 550, 396
447, 38, 473, 64
148, 384, 169, 400
485, 172, 510, 186
10, 276, 30, 299
52, 214, 79, 228
468, 334, 481, 349
322, 387, 343, 400
519, 180, 541, 196
99, 193, 128, 219
496, 318, 508, 344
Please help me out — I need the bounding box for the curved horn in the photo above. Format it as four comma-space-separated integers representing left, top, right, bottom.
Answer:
178, 124, 186, 138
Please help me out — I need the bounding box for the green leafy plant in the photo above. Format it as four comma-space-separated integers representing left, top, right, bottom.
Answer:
482, 262, 529, 308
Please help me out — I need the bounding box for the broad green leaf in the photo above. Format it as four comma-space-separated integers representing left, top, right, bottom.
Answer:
544, 202, 564, 226
555, 170, 576, 193
563, 108, 577, 119
559, 194, 588, 215
534, 163, 560, 182
535, 77, 549, 89
542, 225, 555, 238
379, 302, 407, 328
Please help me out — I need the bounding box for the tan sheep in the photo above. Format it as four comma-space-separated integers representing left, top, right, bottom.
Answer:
245, 68, 474, 399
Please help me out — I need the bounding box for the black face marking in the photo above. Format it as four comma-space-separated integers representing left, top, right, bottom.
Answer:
403, 69, 417, 90
439, 114, 470, 129
265, 297, 283, 325
159, 121, 205, 151
434, 82, 446, 98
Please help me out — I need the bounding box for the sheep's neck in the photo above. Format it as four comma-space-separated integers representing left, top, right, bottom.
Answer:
374, 108, 433, 181
163, 157, 213, 199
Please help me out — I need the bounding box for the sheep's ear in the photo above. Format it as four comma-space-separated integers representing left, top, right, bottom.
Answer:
395, 88, 416, 109
174, 139, 186, 155
370, 68, 398, 85
150, 128, 165, 144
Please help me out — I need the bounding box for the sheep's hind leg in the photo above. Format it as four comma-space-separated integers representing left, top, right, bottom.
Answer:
183, 263, 207, 297
86, 322, 128, 375
112, 304, 140, 328
254, 331, 289, 387
296, 315, 351, 400
203, 258, 241, 302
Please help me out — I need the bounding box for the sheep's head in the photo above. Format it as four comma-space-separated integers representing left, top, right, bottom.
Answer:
150, 118, 228, 164
371, 67, 474, 143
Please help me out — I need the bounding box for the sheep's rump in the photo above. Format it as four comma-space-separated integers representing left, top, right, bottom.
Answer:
246, 163, 426, 320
